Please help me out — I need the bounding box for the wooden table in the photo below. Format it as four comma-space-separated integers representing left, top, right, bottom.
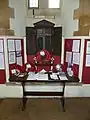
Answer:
9, 72, 79, 112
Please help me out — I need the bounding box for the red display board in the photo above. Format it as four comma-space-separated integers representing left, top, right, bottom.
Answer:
0, 70, 6, 84
7, 39, 25, 75
64, 39, 81, 77
0, 39, 6, 84
82, 39, 90, 84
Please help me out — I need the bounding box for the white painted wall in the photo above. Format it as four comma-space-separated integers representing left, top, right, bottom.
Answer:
9, 0, 79, 37
9, 0, 27, 37
61, 0, 79, 37
1, 84, 90, 98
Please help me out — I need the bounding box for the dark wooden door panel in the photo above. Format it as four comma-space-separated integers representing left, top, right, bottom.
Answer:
26, 27, 36, 55
52, 27, 62, 56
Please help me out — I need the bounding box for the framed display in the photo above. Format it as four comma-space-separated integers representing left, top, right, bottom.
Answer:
73, 52, 80, 65
17, 56, 22, 66
72, 40, 80, 52
9, 52, 16, 64
8, 40, 15, 51
0, 53, 4, 69
0, 40, 3, 52
15, 40, 21, 51
86, 41, 90, 54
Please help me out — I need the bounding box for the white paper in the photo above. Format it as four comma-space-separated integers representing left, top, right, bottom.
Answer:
11, 69, 16, 74
27, 73, 48, 80
9, 52, 16, 64
17, 56, 22, 66
0, 40, 3, 52
59, 75, 68, 80
15, 40, 21, 51
86, 41, 90, 54
73, 52, 80, 65
66, 51, 72, 63
0, 53, 4, 69
50, 73, 58, 80
36, 73, 48, 80
8, 40, 15, 51
26, 64, 31, 68
27, 72, 36, 80
86, 55, 90, 66
72, 40, 80, 52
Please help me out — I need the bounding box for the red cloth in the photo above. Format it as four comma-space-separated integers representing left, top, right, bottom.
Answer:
33, 49, 53, 72
9, 64, 26, 75
35, 49, 52, 61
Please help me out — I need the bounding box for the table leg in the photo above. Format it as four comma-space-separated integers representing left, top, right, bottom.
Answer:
61, 82, 65, 112
61, 96, 65, 112
22, 97, 27, 111
22, 82, 27, 111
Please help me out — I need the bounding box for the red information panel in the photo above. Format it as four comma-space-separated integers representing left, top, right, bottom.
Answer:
63, 39, 72, 72
7, 39, 24, 75
0, 39, 6, 84
0, 70, 6, 84
64, 39, 81, 77
82, 39, 90, 84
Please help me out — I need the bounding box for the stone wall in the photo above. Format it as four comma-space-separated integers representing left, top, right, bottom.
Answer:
74, 0, 90, 36
0, 0, 14, 35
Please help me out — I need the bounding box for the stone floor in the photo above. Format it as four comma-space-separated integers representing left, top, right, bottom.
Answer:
0, 98, 90, 120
